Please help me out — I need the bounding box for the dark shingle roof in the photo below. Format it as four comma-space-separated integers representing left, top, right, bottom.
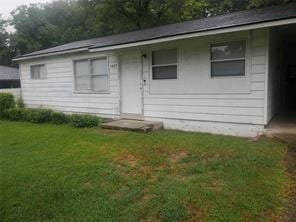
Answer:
16, 3, 296, 59
0, 65, 19, 80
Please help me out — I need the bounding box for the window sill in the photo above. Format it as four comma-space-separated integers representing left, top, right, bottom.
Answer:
210, 75, 246, 79
152, 78, 178, 80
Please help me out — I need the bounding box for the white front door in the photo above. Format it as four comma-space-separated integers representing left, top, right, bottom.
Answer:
121, 52, 143, 115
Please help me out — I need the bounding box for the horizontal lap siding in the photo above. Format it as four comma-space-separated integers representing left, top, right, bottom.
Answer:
143, 29, 267, 125
20, 53, 120, 117
19, 29, 268, 127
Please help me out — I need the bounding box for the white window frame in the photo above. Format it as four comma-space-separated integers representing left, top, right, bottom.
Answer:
30, 64, 46, 80
151, 48, 178, 80
73, 57, 109, 93
210, 40, 246, 78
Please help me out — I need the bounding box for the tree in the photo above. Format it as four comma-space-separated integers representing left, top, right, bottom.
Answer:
1, 0, 293, 67
0, 15, 16, 66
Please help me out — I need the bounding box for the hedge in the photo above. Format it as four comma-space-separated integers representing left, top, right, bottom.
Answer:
70, 114, 102, 128
51, 112, 69, 124
0, 93, 15, 118
24, 108, 53, 123
1, 93, 103, 128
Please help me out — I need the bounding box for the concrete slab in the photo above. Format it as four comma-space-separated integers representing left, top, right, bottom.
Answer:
101, 119, 163, 133
265, 110, 296, 136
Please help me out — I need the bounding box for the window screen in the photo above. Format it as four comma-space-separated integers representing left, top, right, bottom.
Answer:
152, 49, 177, 80
74, 58, 109, 92
30, 64, 46, 79
210, 41, 246, 77
91, 59, 109, 91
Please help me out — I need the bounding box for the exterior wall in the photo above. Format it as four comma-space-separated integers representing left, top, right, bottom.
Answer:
142, 29, 268, 136
19, 28, 269, 137
19, 52, 120, 118
0, 88, 21, 99
266, 28, 281, 123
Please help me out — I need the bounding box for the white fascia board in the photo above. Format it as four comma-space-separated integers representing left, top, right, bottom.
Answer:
90, 18, 296, 52
13, 47, 89, 62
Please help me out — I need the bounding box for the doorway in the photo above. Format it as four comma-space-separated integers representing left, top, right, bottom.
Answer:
266, 24, 296, 135
120, 51, 143, 118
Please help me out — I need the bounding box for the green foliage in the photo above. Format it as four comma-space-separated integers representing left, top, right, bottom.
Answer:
0, 93, 15, 118
24, 108, 53, 123
248, 0, 291, 8
4, 107, 25, 121
51, 111, 69, 124
70, 114, 102, 128
2, 0, 292, 66
159, 202, 187, 222
16, 97, 25, 108
0, 121, 290, 221
2, 101, 103, 127
0, 15, 17, 67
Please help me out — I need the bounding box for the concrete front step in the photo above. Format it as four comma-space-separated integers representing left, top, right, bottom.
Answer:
101, 119, 163, 133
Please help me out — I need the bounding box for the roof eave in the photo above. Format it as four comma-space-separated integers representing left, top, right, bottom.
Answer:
89, 17, 296, 52
13, 47, 89, 62
14, 17, 296, 62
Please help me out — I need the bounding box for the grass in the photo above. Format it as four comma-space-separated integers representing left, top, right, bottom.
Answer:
0, 120, 290, 222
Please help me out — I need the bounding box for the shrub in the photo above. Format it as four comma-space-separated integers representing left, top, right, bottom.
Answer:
51, 112, 69, 124
70, 114, 102, 128
2, 103, 104, 128
0, 93, 15, 118
4, 108, 26, 121
24, 108, 53, 123
16, 97, 25, 108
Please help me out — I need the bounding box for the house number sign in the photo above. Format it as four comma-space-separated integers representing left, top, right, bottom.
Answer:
109, 63, 118, 69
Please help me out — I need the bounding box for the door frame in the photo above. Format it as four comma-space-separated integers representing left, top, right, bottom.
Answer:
119, 50, 144, 119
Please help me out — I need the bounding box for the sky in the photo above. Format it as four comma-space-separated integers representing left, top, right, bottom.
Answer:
0, 0, 52, 19
0, 0, 53, 32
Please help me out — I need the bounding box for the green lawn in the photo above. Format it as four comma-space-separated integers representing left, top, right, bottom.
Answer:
0, 121, 290, 222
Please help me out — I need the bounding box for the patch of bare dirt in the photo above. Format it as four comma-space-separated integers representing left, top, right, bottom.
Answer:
115, 153, 138, 167
83, 180, 96, 189
186, 202, 204, 222
113, 153, 160, 182
154, 146, 171, 156
169, 149, 188, 163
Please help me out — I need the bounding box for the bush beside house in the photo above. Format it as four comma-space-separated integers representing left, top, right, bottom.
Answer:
0, 93, 103, 127
70, 114, 102, 128
0, 93, 15, 118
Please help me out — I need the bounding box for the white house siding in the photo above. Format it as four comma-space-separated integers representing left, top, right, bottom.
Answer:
0, 88, 21, 99
141, 29, 268, 137
19, 28, 268, 137
20, 52, 120, 118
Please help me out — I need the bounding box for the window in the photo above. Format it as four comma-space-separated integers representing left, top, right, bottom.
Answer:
30, 64, 46, 79
152, 48, 177, 80
210, 41, 246, 77
74, 58, 109, 92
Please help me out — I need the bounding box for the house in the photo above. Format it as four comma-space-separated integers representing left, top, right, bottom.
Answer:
0, 65, 20, 89
13, 4, 296, 137
0, 65, 21, 98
